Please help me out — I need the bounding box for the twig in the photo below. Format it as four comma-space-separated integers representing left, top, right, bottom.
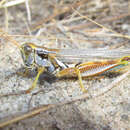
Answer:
24, 0, 89, 33
73, 9, 130, 39
0, 28, 20, 48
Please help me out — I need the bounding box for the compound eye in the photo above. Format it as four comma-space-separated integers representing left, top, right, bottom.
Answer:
24, 45, 32, 53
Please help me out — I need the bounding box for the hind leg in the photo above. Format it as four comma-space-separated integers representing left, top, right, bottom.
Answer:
75, 68, 87, 93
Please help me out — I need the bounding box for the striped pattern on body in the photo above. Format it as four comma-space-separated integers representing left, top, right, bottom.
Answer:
56, 60, 125, 78
78, 61, 124, 77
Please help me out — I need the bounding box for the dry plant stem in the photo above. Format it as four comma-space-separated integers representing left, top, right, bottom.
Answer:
69, 13, 130, 32
0, 0, 6, 6
3, 34, 127, 46
0, 96, 90, 128
0, 0, 26, 8
94, 70, 130, 98
109, 40, 129, 49
25, 0, 31, 22
25, 0, 89, 33
0, 71, 129, 128
0, 28, 20, 48
0, 104, 56, 128
73, 9, 130, 39
4, 7, 8, 31
0, 90, 27, 98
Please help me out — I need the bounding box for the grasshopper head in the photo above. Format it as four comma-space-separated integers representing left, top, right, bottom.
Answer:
20, 43, 56, 70
120, 56, 130, 65
20, 43, 35, 68
121, 56, 130, 62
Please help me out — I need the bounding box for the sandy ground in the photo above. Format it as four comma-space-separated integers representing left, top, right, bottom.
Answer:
0, 0, 130, 129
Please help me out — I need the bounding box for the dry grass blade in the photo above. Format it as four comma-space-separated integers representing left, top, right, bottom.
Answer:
0, 28, 20, 48
94, 70, 130, 98
0, 95, 90, 128
26, 0, 89, 33
0, 104, 55, 128
73, 9, 130, 39
25, 0, 31, 22
0, 0, 26, 8
68, 13, 130, 32
4, 6, 8, 31
0, 0, 6, 6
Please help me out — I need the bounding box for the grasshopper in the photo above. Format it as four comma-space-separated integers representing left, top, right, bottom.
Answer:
1, 28, 130, 94
20, 42, 130, 93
